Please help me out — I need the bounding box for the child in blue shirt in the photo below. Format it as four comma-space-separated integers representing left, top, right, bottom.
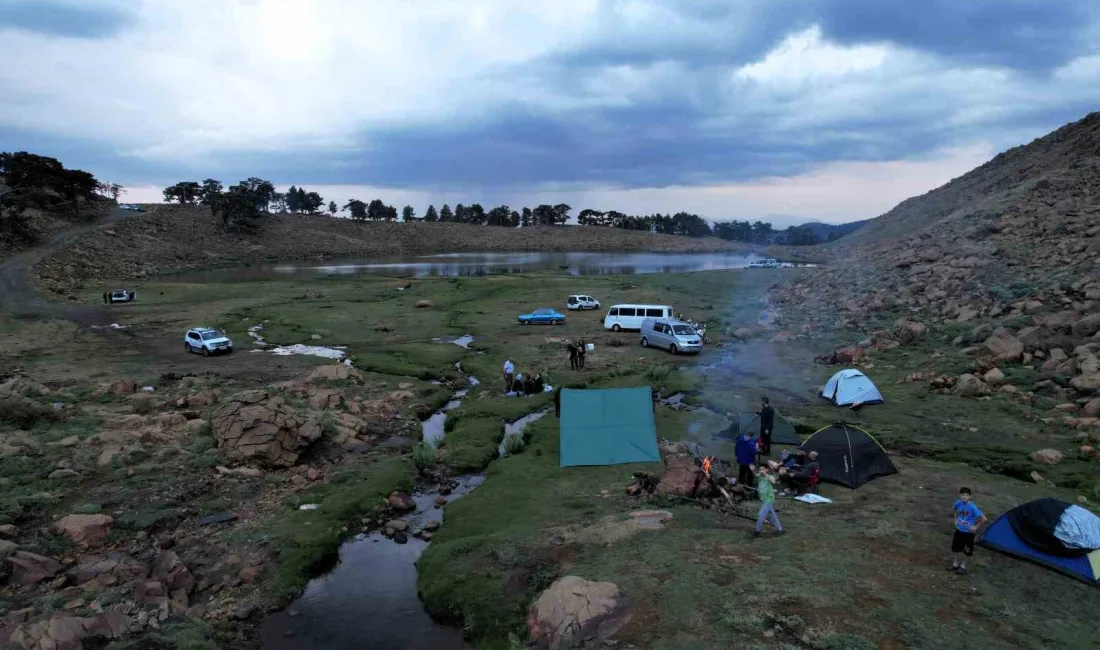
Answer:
949, 487, 987, 575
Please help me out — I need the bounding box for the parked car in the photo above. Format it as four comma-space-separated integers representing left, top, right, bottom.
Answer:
118, 204, 146, 212
748, 258, 781, 268
603, 304, 673, 332
640, 318, 703, 354
517, 308, 566, 325
566, 295, 600, 311
184, 327, 234, 356
108, 289, 135, 303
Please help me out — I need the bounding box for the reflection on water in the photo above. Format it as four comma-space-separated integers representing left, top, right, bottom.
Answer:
153, 251, 810, 282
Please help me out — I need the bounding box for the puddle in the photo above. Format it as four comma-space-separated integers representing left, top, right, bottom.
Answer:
499, 408, 551, 456
433, 334, 474, 349
260, 476, 483, 650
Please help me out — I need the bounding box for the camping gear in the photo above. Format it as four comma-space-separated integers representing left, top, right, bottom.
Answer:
820, 369, 883, 408
718, 411, 800, 445
559, 387, 660, 467
795, 493, 832, 504
586, 343, 595, 352
800, 423, 897, 489
978, 498, 1100, 585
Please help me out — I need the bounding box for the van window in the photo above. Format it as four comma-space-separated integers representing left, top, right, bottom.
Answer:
609, 307, 619, 316
655, 323, 667, 334
568, 296, 578, 303
645, 308, 663, 317
619, 307, 636, 317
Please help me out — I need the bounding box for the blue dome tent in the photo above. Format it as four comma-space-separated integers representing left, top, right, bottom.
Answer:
978, 498, 1100, 586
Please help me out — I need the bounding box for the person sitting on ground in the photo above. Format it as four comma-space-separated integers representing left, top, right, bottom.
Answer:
786, 451, 819, 494
528, 373, 545, 394
511, 372, 525, 395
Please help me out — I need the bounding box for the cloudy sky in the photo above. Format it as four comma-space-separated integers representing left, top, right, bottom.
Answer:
2, 0, 1098, 225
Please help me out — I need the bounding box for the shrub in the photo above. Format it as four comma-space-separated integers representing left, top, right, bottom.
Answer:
0, 396, 57, 429
502, 434, 526, 456
412, 443, 436, 472
320, 411, 339, 437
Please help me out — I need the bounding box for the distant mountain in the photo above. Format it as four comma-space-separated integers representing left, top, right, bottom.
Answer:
796, 220, 869, 243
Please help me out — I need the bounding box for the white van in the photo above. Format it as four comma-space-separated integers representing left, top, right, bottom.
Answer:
603, 304, 673, 331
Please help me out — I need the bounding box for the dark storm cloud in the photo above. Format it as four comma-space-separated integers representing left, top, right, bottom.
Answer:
0, 0, 133, 39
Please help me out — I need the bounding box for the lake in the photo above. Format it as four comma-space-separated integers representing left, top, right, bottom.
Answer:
155, 251, 808, 282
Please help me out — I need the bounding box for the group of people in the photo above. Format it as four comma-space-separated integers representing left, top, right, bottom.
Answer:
501, 358, 546, 396
566, 340, 588, 370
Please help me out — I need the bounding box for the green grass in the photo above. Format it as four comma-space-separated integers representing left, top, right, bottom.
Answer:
262, 454, 415, 598
441, 417, 505, 473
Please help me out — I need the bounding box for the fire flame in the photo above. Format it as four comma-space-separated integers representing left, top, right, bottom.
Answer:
702, 456, 713, 477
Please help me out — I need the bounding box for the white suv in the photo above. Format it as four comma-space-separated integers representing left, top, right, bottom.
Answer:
184, 328, 233, 356
566, 295, 600, 311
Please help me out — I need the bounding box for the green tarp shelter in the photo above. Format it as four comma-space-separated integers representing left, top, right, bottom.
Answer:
559, 387, 660, 467
728, 410, 801, 445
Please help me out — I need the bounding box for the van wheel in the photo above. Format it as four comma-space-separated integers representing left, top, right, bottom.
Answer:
669, 344, 678, 355
641, 337, 649, 347
201, 347, 210, 357
612, 324, 621, 332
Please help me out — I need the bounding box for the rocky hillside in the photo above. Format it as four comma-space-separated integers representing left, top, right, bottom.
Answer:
772, 111, 1100, 409
32, 205, 765, 295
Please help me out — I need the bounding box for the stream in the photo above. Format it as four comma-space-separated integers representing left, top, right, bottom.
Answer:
261, 365, 551, 649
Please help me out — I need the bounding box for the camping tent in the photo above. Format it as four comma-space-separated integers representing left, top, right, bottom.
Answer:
559, 387, 660, 467
821, 369, 883, 408
800, 423, 897, 488
978, 498, 1100, 586
720, 411, 800, 445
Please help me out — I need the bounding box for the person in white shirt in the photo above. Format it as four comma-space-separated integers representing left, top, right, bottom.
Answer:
502, 359, 515, 392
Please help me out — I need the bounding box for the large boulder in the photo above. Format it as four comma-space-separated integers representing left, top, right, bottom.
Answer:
67, 552, 148, 588
954, 374, 988, 397
103, 379, 135, 397
8, 612, 130, 650
1072, 313, 1100, 337
527, 576, 632, 650
895, 320, 927, 344
308, 365, 364, 384
1071, 373, 1100, 394
1083, 398, 1100, 418
1030, 449, 1064, 466
983, 328, 1024, 363
983, 368, 1006, 386
211, 391, 323, 467
53, 514, 113, 548
7, 551, 63, 586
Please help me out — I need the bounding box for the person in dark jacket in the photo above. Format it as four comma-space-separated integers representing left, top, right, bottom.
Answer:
735, 430, 758, 487
758, 396, 775, 456
567, 342, 578, 370
577, 340, 587, 369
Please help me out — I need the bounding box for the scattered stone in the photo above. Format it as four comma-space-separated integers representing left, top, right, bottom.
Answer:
983, 328, 1024, 362
184, 418, 209, 435
1072, 313, 1100, 338
8, 551, 63, 586
434, 497, 447, 508
1054, 403, 1079, 413
308, 365, 364, 383
387, 519, 409, 532
68, 552, 148, 586
732, 327, 753, 341
527, 576, 632, 650
1030, 449, 1064, 465
239, 566, 262, 584
8, 612, 130, 650
105, 379, 136, 396
954, 374, 988, 397
1079, 496, 1090, 505
393, 531, 409, 544
1081, 445, 1096, 458
420, 531, 433, 541
382, 435, 412, 451
999, 384, 1019, 394
895, 320, 927, 343
983, 368, 1005, 386
57, 435, 81, 447
1030, 471, 1054, 487
0, 539, 18, 556
387, 492, 416, 511
234, 603, 256, 620
48, 468, 80, 480
0, 523, 17, 537
306, 467, 322, 481
415, 300, 434, 308
54, 514, 113, 548
1083, 398, 1100, 418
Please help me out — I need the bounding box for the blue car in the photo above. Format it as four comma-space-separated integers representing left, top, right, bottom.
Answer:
518, 308, 566, 325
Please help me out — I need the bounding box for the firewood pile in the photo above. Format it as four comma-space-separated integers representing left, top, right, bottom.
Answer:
625, 441, 752, 508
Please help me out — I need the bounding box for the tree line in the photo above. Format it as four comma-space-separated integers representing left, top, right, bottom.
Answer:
1, 151, 116, 245
162, 178, 839, 244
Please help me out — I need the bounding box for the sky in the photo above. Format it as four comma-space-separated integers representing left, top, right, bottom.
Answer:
1, 0, 1098, 226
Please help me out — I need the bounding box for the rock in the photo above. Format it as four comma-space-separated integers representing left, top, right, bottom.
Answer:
54, 514, 113, 547
152, 550, 194, 593
1054, 403, 1079, 413
68, 552, 148, 586
1030, 449, 1064, 465
955, 306, 979, 323
57, 436, 80, 447
1071, 373, 1100, 394
393, 531, 409, 544
382, 435, 412, 451
983, 368, 1005, 386
954, 374, 988, 397
415, 300, 434, 308
8, 612, 130, 650
388, 492, 416, 511
0, 539, 18, 556
732, 327, 753, 341
48, 468, 79, 480
132, 579, 168, 605
105, 379, 135, 396
425, 520, 441, 532
211, 391, 323, 467
239, 566, 262, 584
434, 497, 447, 508
1030, 470, 1054, 487
1081, 445, 1097, 458
895, 320, 927, 344
0, 523, 16, 537
306, 467, 322, 481
197, 511, 239, 526
1072, 313, 1100, 337
233, 603, 256, 620
308, 365, 364, 383
1083, 398, 1100, 418
420, 531, 433, 541
983, 328, 1024, 362
184, 419, 209, 435
769, 332, 792, 343
527, 576, 632, 650
387, 519, 409, 532
999, 384, 1019, 394
8, 551, 63, 585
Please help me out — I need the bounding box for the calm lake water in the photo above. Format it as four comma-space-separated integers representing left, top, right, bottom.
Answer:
157, 251, 806, 282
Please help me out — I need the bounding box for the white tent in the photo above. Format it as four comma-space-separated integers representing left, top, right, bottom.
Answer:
821, 369, 883, 408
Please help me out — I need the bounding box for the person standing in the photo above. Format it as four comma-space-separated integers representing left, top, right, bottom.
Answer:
759, 396, 775, 456
735, 429, 757, 487
103, 291, 109, 304
948, 487, 987, 575
577, 339, 587, 369
567, 341, 578, 370
502, 358, 515, 393
751, 465, 784, 537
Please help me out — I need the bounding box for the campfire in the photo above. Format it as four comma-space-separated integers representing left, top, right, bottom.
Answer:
625, 442, 752, 511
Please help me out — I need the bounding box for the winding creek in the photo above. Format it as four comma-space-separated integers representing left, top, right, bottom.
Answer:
260, 359, 550, 649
